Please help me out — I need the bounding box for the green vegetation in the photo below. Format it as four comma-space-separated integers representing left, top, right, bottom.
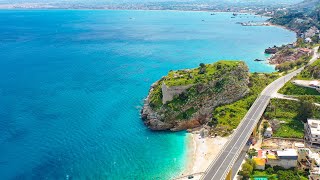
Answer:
248, 148, 258, 159
297, 95, 320, 104
239, 159, 256, 179
298, 58, 320, 80
279, 58, 320, 96
251, 165, 308, 180
269, 5, 320, 34
275, 54, 310, 72
210, 73, 279, 136
163, 61, 240, 87
279, 82, 320, 95
145, 60, 250, 130
149, 82, 163, 109
264, 99, 320, 138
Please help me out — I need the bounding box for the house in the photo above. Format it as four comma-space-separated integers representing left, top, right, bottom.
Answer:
267, 149, 298, 169
305, 119, 320, 147
299, 48, 312, 56
264, 127, 273, 138
253, 149, 298, 170
253, 157, 266, 170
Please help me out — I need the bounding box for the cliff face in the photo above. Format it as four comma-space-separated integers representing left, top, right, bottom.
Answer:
141, 61, 250, 131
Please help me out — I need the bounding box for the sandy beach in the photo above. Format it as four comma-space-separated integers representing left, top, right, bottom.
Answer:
175, 132, 229, 180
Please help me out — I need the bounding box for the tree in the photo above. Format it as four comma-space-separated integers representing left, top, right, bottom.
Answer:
266, 167, 274, 174
277, 170, 300, 180
299, 98, 314, 123
239, 162, 253, 179
247, 148, 258, 159
198, 63, 206, 74
199, 63, 205, 68
239, 159, 255, 179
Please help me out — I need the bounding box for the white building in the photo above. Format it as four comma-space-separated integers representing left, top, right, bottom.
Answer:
267, 149, 298, 169
255, 149, 298, 169
305, 119, 320, 147
264, 127, 273, 138
305, 37, 313, 43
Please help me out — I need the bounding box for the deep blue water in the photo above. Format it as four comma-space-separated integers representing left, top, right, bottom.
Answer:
0, 10, 295, 180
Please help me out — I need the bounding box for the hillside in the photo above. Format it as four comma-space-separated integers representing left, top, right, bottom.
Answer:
141, 61, 250, 131
269, 0, 320, 34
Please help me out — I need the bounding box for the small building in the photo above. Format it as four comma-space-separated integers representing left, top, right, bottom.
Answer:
253, 157, 266, 170
305, 37, 313, 43
254, 149, 298, 169
272, 149, 298, 169
305, 119, 320, 147
264, 127, 273, 138
299, 48, 312, 56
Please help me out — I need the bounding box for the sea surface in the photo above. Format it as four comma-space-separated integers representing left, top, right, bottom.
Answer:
0, 10, 295, 180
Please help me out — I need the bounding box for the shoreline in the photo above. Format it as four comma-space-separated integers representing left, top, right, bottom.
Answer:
174, 132, 229, 180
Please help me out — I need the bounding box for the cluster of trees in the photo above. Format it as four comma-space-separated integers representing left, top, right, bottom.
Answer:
255, 165, 308, 180
298, 96, 319, 122
239, 159, 256, 179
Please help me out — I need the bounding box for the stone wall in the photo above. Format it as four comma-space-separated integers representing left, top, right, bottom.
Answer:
161, 82, 193, 104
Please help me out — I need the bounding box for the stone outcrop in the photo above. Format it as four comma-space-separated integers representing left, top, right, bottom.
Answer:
141, 61, 250, 131
268, 48, 312, 65
161, 83, 193, 104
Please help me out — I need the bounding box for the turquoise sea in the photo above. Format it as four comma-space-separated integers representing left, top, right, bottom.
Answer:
0, 10, 295, 179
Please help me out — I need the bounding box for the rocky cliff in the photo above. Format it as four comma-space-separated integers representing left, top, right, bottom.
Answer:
141, 61, 250, 131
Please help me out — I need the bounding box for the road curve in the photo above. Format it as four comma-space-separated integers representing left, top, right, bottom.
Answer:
201, 47, 318, 180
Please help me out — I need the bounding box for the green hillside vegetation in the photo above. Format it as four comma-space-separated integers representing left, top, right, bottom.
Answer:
298, 58, 320, 79
210, 73, 279, 136
149, 61, 243, 109
278, 82, 320, 95
275, 54, 310, 72
279, 58, 320, 96
264, 98, 320, 138
269, 4, 320, 34
163, 61, 240, 87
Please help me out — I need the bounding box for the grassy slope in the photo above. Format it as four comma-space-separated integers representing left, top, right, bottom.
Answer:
164, 61, 239, 86
278, 82, 320, 95
149, 61, 242, 109
211, 73, 279, 136
264, 99, 320, 138
278, 58, 320, 102
264, 99, 304, 138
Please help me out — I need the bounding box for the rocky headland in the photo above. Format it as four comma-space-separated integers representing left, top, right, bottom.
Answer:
141, 61, 250, 131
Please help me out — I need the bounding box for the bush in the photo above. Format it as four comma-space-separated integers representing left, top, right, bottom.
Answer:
266, 167, 274, 174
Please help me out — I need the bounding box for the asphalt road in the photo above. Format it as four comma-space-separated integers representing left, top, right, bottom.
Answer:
200, 46, 320, 180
